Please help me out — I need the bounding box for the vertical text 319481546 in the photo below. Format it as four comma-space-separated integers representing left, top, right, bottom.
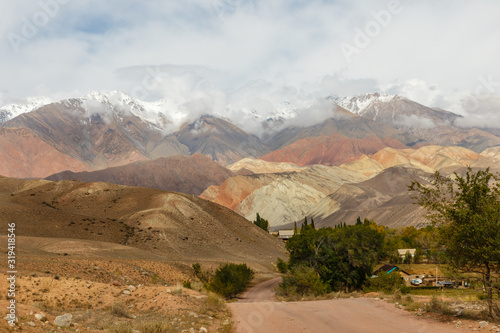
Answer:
6, 223, 17, 327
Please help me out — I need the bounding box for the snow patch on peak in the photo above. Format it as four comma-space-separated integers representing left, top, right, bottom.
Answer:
0, 96, 53, 124
79, 90, 181, 132
332, 93, 399, 114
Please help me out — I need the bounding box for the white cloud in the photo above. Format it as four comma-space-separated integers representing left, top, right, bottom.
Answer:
456, 94, 500, 129
0, 0, 499, 130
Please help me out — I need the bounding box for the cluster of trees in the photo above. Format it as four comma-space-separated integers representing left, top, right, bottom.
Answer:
277, 167, 500, 319
253, 213, 269, 232
279, 218, 385, 295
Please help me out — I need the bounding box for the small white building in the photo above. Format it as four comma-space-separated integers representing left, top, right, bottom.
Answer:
397, 249, 416, 258
278, 229, 295, 240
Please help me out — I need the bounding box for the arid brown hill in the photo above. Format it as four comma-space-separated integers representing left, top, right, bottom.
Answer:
46, 154, 234, 196
0, 176, 285, 265
260, 134, 408, 166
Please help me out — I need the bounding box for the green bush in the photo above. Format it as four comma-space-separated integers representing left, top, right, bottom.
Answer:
206, 263, 255, 299
276, 258, 288, 274
276, 265, 328, 298
363, 271, 409, 294
182, 280, 192, 289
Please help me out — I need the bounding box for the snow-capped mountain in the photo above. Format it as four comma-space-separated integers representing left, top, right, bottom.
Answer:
75, 90, 175, 131
331, 93, 460, 129
331, 93, 399, 115
0, 96, 52, 124
0, 91, 187, 132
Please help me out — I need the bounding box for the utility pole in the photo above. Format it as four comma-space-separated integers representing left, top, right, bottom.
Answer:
436, 265, 438, 286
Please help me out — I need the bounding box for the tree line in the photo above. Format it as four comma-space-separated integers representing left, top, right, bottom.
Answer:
275, 167, 500, 319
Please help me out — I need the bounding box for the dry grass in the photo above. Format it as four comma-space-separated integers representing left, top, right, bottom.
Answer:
199, 292, 227, 315
424, 296, 455, 315
139, 321, 175, 333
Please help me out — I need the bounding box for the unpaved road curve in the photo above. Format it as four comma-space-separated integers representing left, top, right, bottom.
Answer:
229, 277, 469, 333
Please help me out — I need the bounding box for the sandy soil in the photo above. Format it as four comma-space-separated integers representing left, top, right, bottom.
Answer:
0, 255, 232, 332
230, 278, 492, 333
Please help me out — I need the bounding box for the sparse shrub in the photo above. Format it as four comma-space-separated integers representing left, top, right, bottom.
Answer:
171, 284, 183, 295
425, 296, 454, 315
363, 271, 409, 294
392, 289, 403, 301
403, 294, 414, 305
139, 321, 173, 333
182, 280, 192, 289
199, 292, 227, 314
190, 281, 204, 292
276, 258, 288, 274
113, 322, 134, 333
276, 265, 328, 298
206, 263, 255, 299
111, 302, 131, 318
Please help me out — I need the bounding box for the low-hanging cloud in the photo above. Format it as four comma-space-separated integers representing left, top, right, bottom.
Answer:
456, 94, 500, 129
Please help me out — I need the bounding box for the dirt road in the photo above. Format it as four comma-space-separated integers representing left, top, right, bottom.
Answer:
229, 277, 470, 333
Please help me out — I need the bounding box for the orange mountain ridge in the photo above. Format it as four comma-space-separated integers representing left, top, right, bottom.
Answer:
0, 127, 90, 178
260, 134, 408, 166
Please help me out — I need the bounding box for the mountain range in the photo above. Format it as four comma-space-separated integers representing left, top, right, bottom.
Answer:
1, 90, 499, 229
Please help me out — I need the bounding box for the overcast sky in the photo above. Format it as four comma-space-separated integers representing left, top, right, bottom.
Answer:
1, 0, 499, 125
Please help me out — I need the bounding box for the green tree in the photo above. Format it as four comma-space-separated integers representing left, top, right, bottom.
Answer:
404, 251, 412, 265
413, 248, 422, 264
253, 213, 269, 232
286, 222, 385, 292
301, 217, 308, 232
409, 167, 500, 319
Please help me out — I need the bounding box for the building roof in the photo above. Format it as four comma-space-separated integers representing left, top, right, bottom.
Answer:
278, 229, 295, 239
374, 264, 410, 276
